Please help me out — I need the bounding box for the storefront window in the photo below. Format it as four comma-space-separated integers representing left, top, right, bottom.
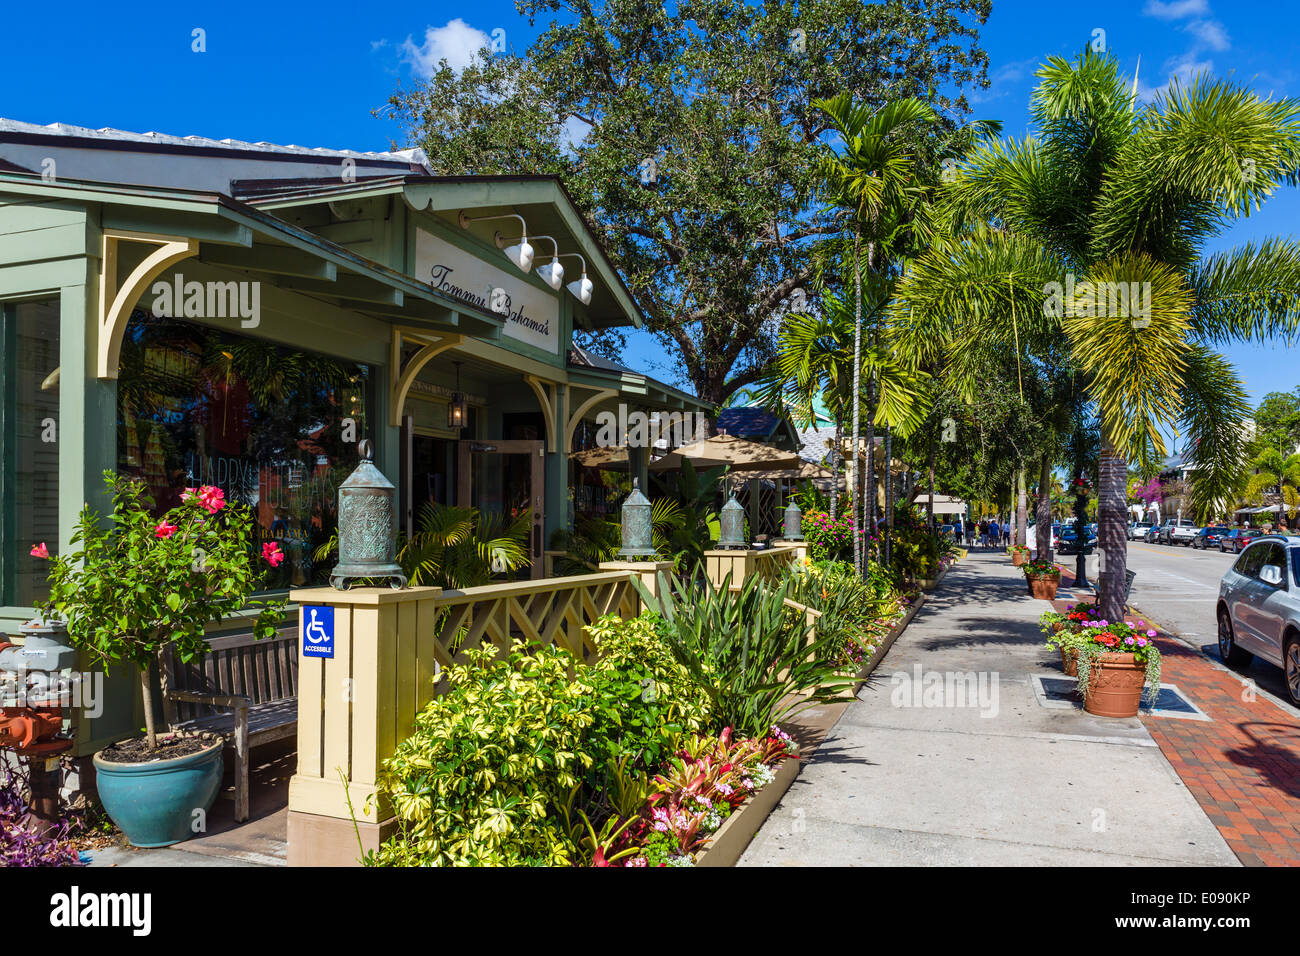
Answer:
1, 297, 60, 607
116, 312, 370, 589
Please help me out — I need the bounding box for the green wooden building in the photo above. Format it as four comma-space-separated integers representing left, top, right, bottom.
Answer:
0, 118, 705, 755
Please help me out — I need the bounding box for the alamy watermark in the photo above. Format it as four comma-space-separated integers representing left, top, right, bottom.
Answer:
1043, 273, 1151, 329
890, 664, 1000, 717
594, 404, 709, 448
151, 273, 261, 328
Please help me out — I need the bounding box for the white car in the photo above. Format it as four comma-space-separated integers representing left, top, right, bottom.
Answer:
1129, 522, 1152, 540
1169, 520, 1201, 545
1218, 535, 1300, 706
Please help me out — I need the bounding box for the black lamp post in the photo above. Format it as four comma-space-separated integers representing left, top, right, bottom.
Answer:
1073, 480, 1092, 591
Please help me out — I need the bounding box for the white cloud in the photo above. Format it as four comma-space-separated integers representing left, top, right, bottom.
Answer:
1184, 18, 1230, 51
969, 56, 1041, 105
1136, 53, 1214, 103
400, 19, 491, 79
1142, 0, 1211, 19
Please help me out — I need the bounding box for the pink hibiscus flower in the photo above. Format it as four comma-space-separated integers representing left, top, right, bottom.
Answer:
262, 542, 285, 568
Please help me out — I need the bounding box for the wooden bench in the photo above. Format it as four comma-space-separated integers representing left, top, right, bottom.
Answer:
160, 628, 298, 823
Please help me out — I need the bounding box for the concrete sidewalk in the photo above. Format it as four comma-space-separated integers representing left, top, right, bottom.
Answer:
739, 551, 1239, 867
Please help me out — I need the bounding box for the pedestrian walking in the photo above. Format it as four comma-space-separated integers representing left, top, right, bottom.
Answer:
979, 519, 989, 549
989, 518, 1001, 550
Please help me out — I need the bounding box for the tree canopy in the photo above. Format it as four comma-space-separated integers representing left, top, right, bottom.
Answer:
385, 0, 991, 403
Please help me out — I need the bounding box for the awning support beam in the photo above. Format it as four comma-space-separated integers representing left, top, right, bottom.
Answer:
98, 230, 199, 379
389, 327, 465, 427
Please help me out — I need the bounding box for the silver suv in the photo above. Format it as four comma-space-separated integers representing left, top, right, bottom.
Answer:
1217, 535, 1300, 706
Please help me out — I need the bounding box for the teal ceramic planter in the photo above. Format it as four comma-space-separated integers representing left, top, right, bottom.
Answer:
93, 739, 224, 847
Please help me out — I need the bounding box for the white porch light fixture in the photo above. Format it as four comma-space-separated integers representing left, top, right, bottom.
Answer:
532, 236, 565, 290
556, 252, 593, 305
458, 210, 533, 274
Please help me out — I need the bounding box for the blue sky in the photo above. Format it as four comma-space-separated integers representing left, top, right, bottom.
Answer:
3, 0, 1296, 411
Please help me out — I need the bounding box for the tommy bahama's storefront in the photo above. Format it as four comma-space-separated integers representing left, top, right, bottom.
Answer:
0, 127, 705, 754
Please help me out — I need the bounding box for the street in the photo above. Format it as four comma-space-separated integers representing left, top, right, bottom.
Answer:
1096, 540, 1300, 717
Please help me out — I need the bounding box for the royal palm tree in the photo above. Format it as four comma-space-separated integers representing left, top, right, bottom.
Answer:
891, 49, 1300, 620
813, 95, 938, 574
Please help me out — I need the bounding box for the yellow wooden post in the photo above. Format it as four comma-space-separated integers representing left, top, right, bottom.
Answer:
286, 585, 441, 867
598, 559, 675, 608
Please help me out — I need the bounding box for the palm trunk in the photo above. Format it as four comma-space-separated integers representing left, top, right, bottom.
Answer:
830, 421, 841, 521
927, 430, 937, 535
851, 229, 863, 576
1036, 452, 1053, 560
1098, 432, 1129, 622
884, 426, 894, 567
1017, 466, 1028, 546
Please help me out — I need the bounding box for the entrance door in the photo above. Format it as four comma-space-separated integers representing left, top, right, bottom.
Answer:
458, 439, 546, 579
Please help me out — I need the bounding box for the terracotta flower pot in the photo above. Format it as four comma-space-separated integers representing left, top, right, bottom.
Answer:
1026, 573, 1060, 600
1012, 551, 1027, 567
1059, 646, 1079, 677
1082, 652, 1146, 718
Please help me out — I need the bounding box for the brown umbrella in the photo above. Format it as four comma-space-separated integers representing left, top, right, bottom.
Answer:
648, 433, 802, 472
742, 460, 838, 482
570, 446, 631, 470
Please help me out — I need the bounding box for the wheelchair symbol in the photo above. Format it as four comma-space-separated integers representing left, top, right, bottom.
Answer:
306, 609, 330, 644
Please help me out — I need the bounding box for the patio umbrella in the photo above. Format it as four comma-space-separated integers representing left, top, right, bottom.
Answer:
740, 460, 839, 482
570, 446, 631, 470
648, 433, 802, 472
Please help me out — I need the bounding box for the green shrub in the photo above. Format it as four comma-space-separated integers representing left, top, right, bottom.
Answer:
371, 642, 596, 866
371, 615, 712, 867
784, 561, 886, 658
634, 571, 858, 738
584, 613, 713, 772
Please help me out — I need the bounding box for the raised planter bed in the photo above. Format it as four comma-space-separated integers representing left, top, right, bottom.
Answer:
695, 755, 802, 867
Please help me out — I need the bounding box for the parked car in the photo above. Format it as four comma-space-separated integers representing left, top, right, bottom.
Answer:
1143, 523, 1164, 543
1220, 528, 1265, 554
1058, 524, 1097, 555
1192, 525, 1230, 549
1130, 521, 1153, 540
1217, 535, 1300, 706
1158, 519, 1198, 545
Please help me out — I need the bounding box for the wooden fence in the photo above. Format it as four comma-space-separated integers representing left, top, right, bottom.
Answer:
286, 551, 798, 865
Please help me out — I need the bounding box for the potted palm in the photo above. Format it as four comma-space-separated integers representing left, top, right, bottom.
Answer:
38, 473, 284, 847
1074, 618, 1162, 718
1022, 557, 1061, 600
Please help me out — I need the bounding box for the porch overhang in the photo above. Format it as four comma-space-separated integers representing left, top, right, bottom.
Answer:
241, 174, 646, 333
0, 171, 509, 379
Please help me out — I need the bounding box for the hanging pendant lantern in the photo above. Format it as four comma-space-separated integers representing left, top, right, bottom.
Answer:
718, 493, 747, 549
330, 439, 408, 589
617, 478, 656, 557
447, 361, 468, 431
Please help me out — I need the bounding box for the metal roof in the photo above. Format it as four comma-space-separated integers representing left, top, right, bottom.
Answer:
0, 117, 431, 169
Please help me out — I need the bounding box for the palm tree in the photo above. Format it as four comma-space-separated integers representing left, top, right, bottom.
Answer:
813, 95, 937, 574
892, 49, 1300, 620
1245, 448, 1300, 526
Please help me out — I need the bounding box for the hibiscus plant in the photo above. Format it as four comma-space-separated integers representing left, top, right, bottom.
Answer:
38, 471, 284, 750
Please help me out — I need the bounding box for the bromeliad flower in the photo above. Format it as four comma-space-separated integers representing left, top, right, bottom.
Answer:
263, 542, 285, 567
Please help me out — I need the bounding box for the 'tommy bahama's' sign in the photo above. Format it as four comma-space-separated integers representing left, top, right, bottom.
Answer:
414, 228, 559, 353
